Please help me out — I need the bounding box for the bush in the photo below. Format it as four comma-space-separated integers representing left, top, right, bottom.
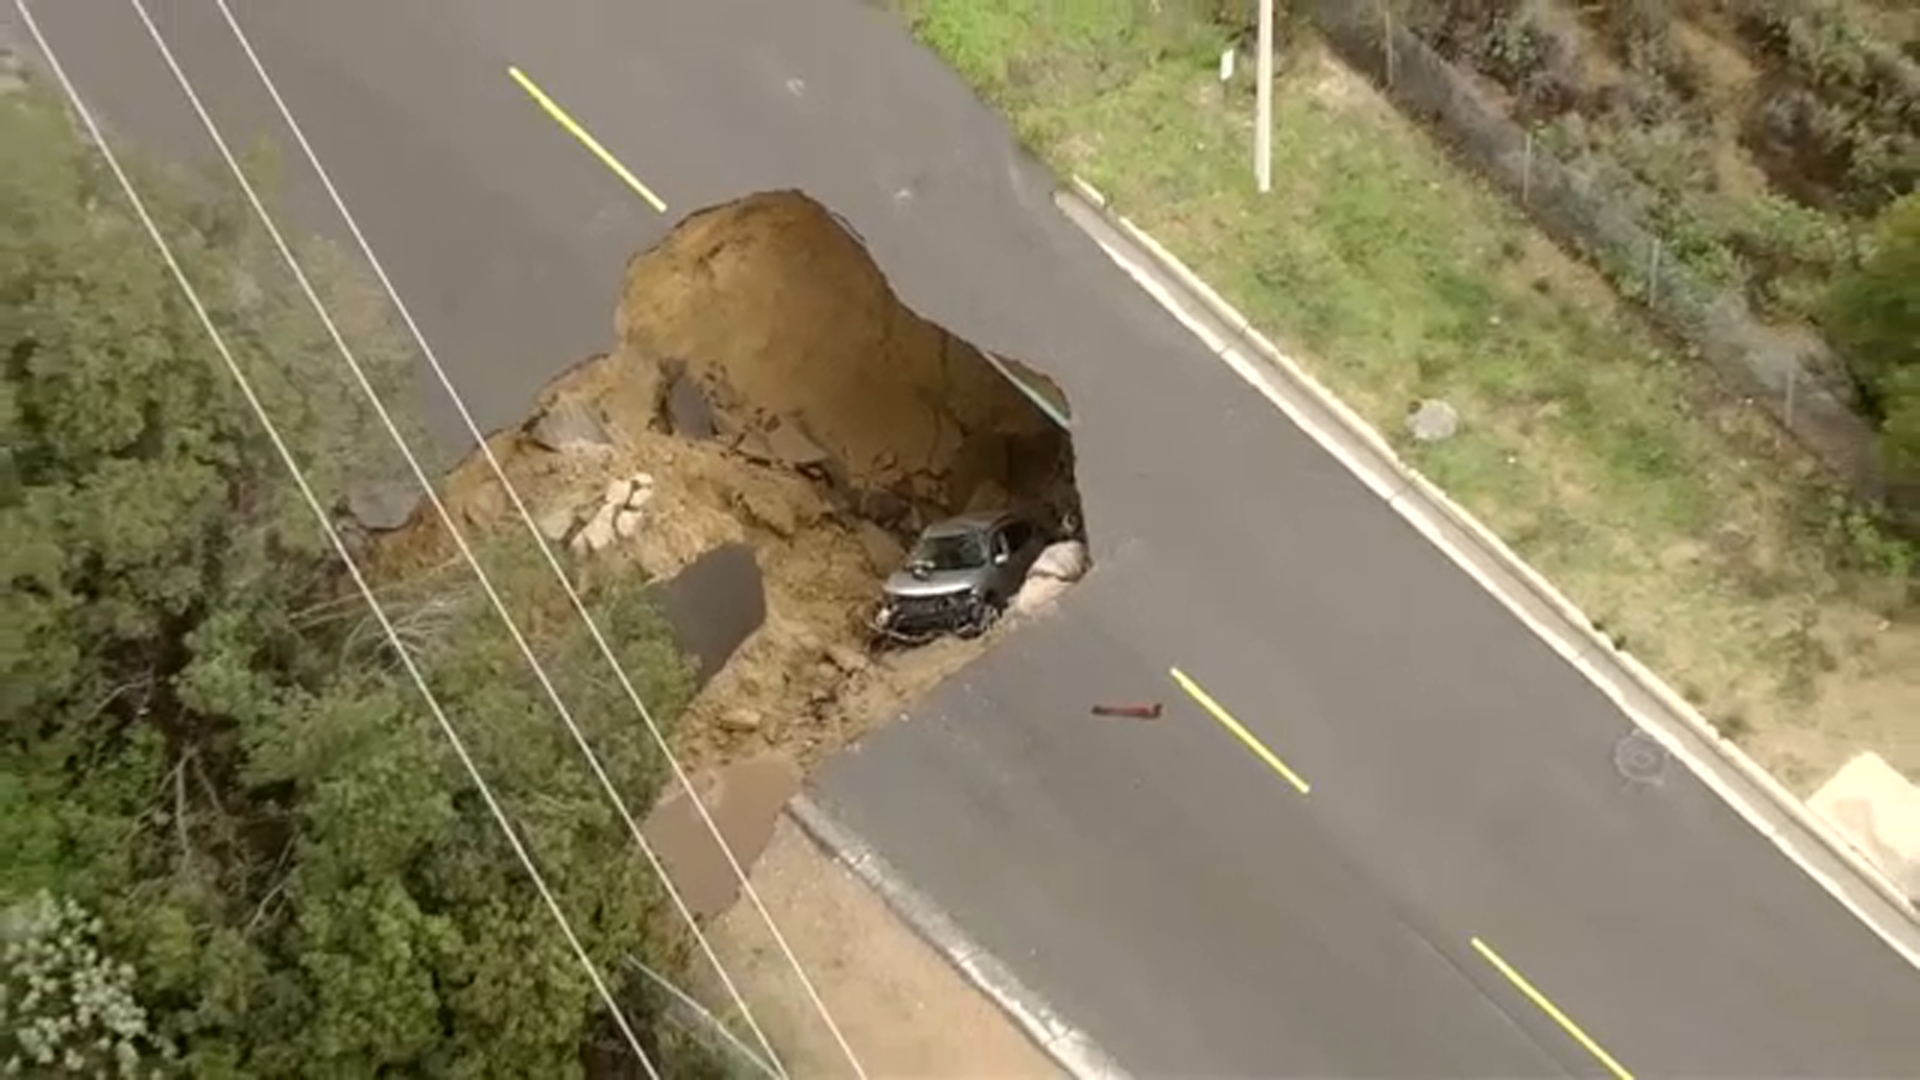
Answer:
1825, 193, 1920, 478
2, 893, 165, 1076
1731, 0, 1920, 214
2, 82, 716, 1077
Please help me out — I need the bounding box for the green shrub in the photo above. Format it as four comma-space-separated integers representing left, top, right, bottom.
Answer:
2, 893, 166, 1076
2, 80, 717, 1077
1825, 194, 1920, 478
1731, 0, 1920, 214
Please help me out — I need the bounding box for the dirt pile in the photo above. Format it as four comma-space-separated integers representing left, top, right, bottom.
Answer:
374, 190, 1084, 770
612, 190, 1080, 536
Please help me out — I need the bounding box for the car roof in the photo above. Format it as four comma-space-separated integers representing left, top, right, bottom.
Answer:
921, 509, 1020, 536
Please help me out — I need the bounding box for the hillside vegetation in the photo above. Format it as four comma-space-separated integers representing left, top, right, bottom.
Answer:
1, 84, 722, 1077
896, 0, 1917, 788
1285, 0, 1919, 477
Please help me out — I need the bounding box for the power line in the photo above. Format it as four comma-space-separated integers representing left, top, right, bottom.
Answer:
113, 0, 792, 1074
10, 5, 662, 1076
203, 3, 869, 1076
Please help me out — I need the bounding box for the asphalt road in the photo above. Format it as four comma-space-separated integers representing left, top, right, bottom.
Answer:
22, 0, 1920, 1075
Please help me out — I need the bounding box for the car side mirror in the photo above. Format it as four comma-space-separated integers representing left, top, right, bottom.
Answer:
992, 551, 1009, 566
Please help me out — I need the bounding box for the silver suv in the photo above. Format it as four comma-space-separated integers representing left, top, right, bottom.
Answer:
871, 509, 1051, 645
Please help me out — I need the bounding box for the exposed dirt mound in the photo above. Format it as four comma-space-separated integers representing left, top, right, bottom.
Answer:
613, 190, 1080, 535
375, 191, 1084, 770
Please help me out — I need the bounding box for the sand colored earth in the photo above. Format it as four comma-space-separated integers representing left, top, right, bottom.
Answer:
364, 189, 1089, 1075
375, 190, 1082, 770
693, 817, 1063, 1080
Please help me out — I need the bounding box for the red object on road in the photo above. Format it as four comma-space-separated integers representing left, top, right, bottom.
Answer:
1091, 702, 1163, 719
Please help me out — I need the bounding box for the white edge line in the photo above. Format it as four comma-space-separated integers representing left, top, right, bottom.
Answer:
785, 795, 1132, 1080
1053, 179, 1920, 971
8, 6, 665, 1072
199, 4, 843, 1074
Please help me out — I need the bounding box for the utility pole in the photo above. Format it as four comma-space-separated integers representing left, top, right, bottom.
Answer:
1256, 0, 1275, 193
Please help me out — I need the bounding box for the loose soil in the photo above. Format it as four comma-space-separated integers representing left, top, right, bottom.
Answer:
369, 189, 1084, 1075
377, 189, 1082, 773
692, 817, 1062, 1080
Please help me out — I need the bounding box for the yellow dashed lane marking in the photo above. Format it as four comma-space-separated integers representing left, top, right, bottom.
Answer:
1170, 667, 1310, 795
1472, 937, 1634, 1080
508, 65, 666, 213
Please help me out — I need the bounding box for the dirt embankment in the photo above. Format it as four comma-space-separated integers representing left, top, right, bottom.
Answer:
613, 191, 1077, 531
376, 190, 1083, 771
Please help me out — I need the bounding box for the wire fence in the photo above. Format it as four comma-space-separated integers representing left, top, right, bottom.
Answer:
1302, 0, 1890, 504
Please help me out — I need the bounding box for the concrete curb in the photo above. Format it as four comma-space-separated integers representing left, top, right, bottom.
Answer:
785, 794, 1130, 1080
1061, 174, 1920, 961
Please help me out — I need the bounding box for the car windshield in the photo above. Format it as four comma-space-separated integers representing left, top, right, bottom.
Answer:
907, 531, 988, 572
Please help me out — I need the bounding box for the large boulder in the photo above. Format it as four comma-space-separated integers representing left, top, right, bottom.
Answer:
526, 393, 612, 452
344, 479, 422, 533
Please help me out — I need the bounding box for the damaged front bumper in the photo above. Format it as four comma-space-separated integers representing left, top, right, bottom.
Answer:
869, 591, 992, 646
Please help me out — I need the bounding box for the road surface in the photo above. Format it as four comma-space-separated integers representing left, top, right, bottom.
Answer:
19, 0, 1920, 1075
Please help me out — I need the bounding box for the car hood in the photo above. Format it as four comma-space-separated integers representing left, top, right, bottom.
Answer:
882, 567, 982, 599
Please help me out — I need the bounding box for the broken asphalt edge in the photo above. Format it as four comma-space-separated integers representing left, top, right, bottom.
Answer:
1058, 174, 1920, 968
784, 794, 1132, 1080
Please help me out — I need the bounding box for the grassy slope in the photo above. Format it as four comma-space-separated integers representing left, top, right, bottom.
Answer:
897, 0, 1916, 791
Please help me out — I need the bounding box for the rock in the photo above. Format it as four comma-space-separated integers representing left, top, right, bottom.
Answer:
1030, 540, 1090, 582
626, 472, 656, 508
854, 520, 907, 575
664, 372, 717, 439
578, 502, 618, 553
604, 476, 634, 510
527, 394, 611, 452
710, 407, 743, 439
1407, 399, 1460, 443
825, 643, 869, 674
737, 486, 797, 538
717, 708, 763, 733
610, 347, 672, 433
762, 416, 832, 469
732, 429, 777, 464
537, 503, 578, 542
615, 508, 644, 539
856, 489, 910, 527
344, 479, 421, 532
964, 477, 1010, 513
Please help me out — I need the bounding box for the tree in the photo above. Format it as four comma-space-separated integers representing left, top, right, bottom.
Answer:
2, 84, 718, 1076
1825, 192, 1920, 482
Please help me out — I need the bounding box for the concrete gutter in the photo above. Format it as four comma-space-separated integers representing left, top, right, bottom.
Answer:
1055, 174, 1920, 969
785, 794, 1130, 1080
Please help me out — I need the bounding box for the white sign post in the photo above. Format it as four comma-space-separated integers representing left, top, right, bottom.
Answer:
1256, 0, 1274, 193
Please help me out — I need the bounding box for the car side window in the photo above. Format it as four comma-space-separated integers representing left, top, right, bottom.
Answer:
1001, 521, 1032, 552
